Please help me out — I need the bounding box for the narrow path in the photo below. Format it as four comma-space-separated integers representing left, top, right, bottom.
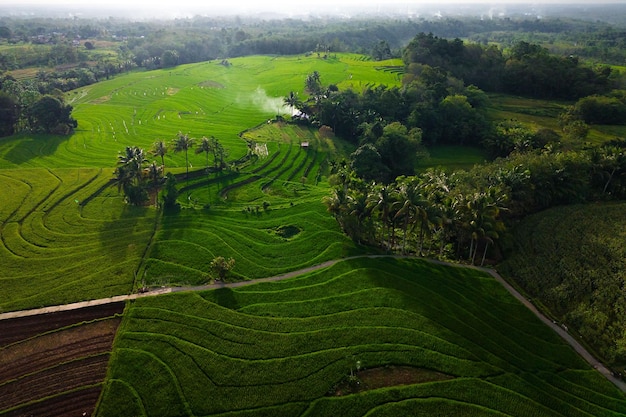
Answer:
1, 255, 624, 393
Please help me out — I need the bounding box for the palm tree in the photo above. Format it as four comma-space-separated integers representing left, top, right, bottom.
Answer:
196, 136, 213, 172
151, 139, 168, 173
144, 161, 163, 207
196, 136, 214, 200
464, 190, 506, 265
323, 187, 348, 230
284, 91, 301, 116
117, 146, 147, 185
347, 191, 372, 243
172, 132, 194, 179
393, 179, 426, 255
115, 146, 148, 205
368, 184, 394, 250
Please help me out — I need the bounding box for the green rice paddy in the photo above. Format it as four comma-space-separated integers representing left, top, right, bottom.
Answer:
0, 54, 400, 311
98, 257, 626, 416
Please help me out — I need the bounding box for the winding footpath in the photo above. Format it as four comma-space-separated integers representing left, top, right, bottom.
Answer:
1, 255, 625, 393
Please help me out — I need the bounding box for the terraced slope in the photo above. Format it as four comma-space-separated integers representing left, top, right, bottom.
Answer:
0, 168, 153, 312
97, 257, 626, 416
0, 55, 402, 170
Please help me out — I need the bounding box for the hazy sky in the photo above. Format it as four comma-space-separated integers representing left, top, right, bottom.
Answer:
8, 0, 625, 19
16, 0, 626, 7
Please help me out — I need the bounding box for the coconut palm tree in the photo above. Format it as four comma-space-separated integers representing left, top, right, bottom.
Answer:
151, 139, 168, 173
172, 132, 194, 179
347, 191, 372, 243
115, 146, 148, 205
196, 136, 213, 172
144, 161, 163, 207
393, 178, 427, 255
368, 184, 394, 250
284, 91, 302, 116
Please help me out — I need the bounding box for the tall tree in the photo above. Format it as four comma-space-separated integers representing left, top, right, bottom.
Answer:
196, 136, 213, 171
151, 140, 168, 173
145, 161, 164, 207
0, 92, 18, 137
172, 132, 194, 179
27, 95, 77, 134
283, 91, 301, 116
114, 146, 148, 205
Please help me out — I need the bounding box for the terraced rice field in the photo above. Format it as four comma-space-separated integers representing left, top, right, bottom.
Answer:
0, 54, 400, 311
0, 168, 153, 313
97, 257, 626, 416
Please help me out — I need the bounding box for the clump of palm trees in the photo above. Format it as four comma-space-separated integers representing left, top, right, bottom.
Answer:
324, 166, 506, 266
114, 145, 162, 206
114, 131, 227, 206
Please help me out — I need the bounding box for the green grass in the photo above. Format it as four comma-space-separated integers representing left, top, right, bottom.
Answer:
0, 54, 400, 171
97, 257, 626, 416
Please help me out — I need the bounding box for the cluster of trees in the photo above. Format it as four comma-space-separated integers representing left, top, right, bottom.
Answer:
565, 90, 626, 125
0, 83, 76, 136
288, 67, 491, 156
325, 142, 626, 263
113, 133, 228, 206
404, 33, 617, 100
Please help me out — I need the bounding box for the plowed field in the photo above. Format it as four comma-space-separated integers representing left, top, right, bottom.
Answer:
0, 302, 124, 416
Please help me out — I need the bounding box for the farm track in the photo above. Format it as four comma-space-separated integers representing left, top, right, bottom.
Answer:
1, 256, 624, 397
0, 303, 124, 416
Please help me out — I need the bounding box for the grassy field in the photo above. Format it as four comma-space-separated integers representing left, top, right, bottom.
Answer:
417, 145, 488, 172
97, 257, 626, 416
0, 168, 153, 312
0, 54, 402, 170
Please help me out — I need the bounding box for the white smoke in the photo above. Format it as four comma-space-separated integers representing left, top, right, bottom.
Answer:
248, 87, 291, 115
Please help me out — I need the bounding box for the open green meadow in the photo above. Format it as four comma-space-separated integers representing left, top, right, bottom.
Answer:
98, 257, 626, 417
0, 54, 402, 170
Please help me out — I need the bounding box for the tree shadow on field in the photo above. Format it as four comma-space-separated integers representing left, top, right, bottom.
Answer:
2, 133, 71, 165
212, 287, 240, 310
97, 203, 151, 272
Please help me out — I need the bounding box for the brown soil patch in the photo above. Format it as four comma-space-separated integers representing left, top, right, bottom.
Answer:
0, 302, 124, 347
91, 95, 111, 104
3, 386, 103, 417
331, 366, 455, 396
166, 87, 179, 95
0, 303, 124, 415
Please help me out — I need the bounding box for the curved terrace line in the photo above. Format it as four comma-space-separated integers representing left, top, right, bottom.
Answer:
0, 255, 624, 393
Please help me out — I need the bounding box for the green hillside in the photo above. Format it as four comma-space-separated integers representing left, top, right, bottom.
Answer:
97, 257, 626, 417
0, 54, 402, 170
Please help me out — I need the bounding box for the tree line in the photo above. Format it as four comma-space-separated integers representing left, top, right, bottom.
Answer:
403, 33, 618, 100
324, 143, 626, 265
0, 80, 76, 136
